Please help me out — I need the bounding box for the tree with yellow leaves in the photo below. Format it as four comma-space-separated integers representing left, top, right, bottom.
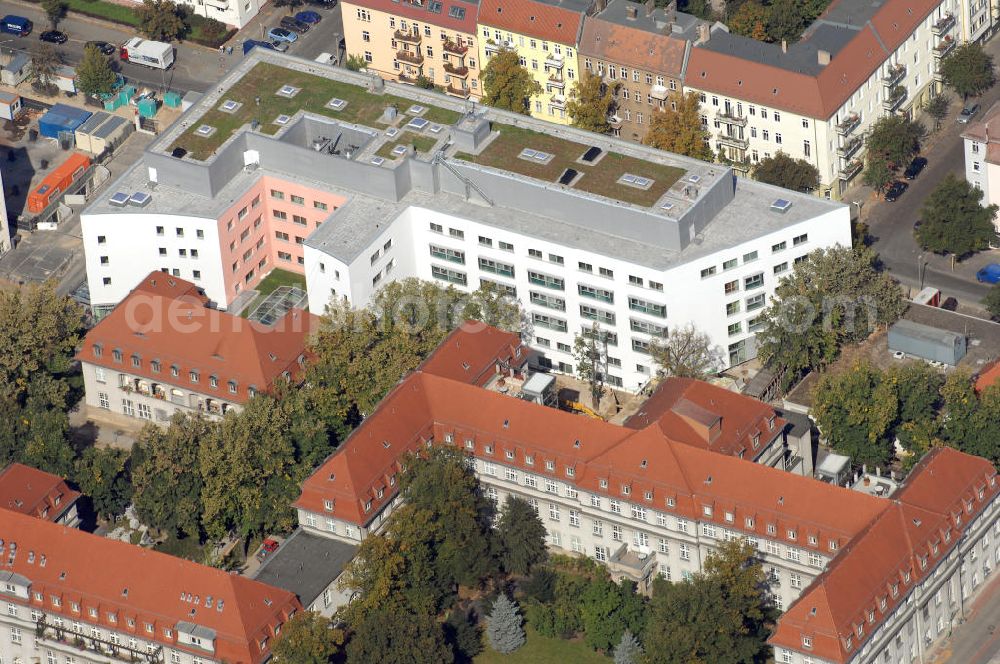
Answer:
643, 91, 712, 161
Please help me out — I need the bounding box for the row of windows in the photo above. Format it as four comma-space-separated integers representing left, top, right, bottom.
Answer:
700, 235, 809, 279
269, 188, 329, 211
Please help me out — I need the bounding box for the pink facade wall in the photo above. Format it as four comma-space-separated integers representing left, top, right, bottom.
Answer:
214, 176, 347, 304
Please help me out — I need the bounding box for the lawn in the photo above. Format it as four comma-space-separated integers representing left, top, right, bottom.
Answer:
171, 62, 461, 160
51, 0, 140, 25
456, 123, 685, 208
475, 627, 609, 664
375, 133, 439, 159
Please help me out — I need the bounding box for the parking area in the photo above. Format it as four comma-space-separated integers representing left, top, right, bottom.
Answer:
234, 0, 344, 64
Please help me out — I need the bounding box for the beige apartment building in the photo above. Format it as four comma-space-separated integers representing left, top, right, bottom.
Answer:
342, 0, 483, 99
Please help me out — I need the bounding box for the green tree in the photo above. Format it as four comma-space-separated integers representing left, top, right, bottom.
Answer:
752, 152, 820, 192
132, 415, 211, 538
18, 409, 74, 478
917, 173, 997, 257
866, 115, 924, 172
729, 1, 770, 40
137, 0, 185, 41
939, 371, 1000, 464
444, 608, 483, 663
766, 0, 806, 42
271, 611, 344, 664
862, 157, 895, 196
41, 0, 67, 28
567, 71, 614, 133
75, 447, 132, 520
650, 322, 722, 379
924, 94, 950, 131
345, 54, 367, 71
486, 594, 526, 654
940, 42, 996, 101
28, 43, 62, 92
574, 323, 610, 408
984, 285, 1000, 320
463, 281, 524, 333
812, 362, 898, 468
756, 245, 906, 389
346, 606, 454, 664
644, 91, 712, 161
496, 495, 548, 575
643, 540, 775, 664
580, 579, 647, 653
76, 45, 118, 97
482, 48, 542, 115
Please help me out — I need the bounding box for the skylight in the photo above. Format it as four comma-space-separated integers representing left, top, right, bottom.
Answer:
770, 198, 792, 213
327, 98, 347, 110
277, 85, 300, 98
406, 117, 430, 131
448, 5, 466, 18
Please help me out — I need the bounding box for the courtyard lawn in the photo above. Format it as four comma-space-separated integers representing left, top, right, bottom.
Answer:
240, 268, 306, 318
171, 62, 461, 160
474, 627, 610, 664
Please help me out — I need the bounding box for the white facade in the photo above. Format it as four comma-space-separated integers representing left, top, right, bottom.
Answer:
305, 203, 851, 391
131, 0, 263, 29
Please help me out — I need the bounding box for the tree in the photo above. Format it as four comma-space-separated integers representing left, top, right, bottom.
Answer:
940, 42, 996, 101
496, 495, 548, 575
728, 1, 770, 41
461, 280, 524, 334
567, 71, 614, 133
345, 54, 367, 71
649, 322, 722, 379
41, 0, 67, 28
917, 173, 998, 257
924, 94, 950, 131
580, 579, 647, 652
644, 91, 712, 161
131, 415, 211, 539
271, 611, 344, 664
486, 594, 526, 654
939, 371, 1000, 464
29, 44, 62, 91
574, 323, 610, 408
752, 152, 820, 192
756, 245, 906, 389
766, 0, 806, 42
76, 45, 118, 97
862, 157, 895, 196
444, 609, 483, 663
865, 115, 924, 172
482, 48, 542, 115
984, 285, 1000, 320
346, 606, 454, 664
614, 630, 643, 664
75, 447, 132, 520
812, 362, 898, 469
137, 0, 185, 41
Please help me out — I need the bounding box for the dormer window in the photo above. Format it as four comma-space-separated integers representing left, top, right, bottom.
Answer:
93, 344, 103, 358
666, 497, 676, 508
829, 539, 839, 551
980, 489, 986, 500
768, 415, 776, 430
891, 583, 899, 598
323, 500, 333, 512
525, 455, 534, 465
903, 571, 911, 583
89, 608, 98, 618
622, 485, 631, 496
566, 467, 575, 478
171, 365, 179, 377
151, 360, 161, 373
210, 375, 218, 388
880, 597, 887, 610
112, 349, 122, 362
802, 635, 812, 649
644, 491, 653, 501
444, 433, 454, 443
808, 535, 817, 545
248, 386, 257, 398
545, 460, 555, 471
920, 556, 927, 570
752, 434, 760, 448
703, 505, 713, 517
228, 380, 237, 394
190, 371, 199, 383
746, 517, 755, 528
600, 479, 608, 489
485, 444, 494, 455
364, 501, 372, 512
846, 637, 853, 650
787, 529, 797, 541
131, 354, 141, 368
506, 450, 515, 460
767, 524, 776, 535
856, 624, 863, 637
377, 488, 384, 499
945, 531, 951, 542
867, 610, 874, 623
465, 439, 474, 450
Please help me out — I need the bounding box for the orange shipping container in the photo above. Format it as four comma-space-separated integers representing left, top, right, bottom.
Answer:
27, 152, 91, 214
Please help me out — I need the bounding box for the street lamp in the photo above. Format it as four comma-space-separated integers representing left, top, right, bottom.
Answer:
917, 253, 926, 290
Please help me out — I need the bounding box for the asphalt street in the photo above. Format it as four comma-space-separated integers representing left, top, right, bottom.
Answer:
932, 575, 1000, 664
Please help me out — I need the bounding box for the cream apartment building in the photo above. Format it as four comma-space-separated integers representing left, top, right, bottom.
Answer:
961, 101, 1000, 236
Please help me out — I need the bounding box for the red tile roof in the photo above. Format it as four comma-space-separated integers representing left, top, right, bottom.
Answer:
769, 447, 998, 662
975, 359, 1000, 393
0, 508, 301, 663
77, 272, 319, 405
343, 0, 479, 34
0, 463, 79, 522
418, 323, 526, 385
478, 0, 585, 44
578, 16, 687, 78
624, 377, 786, 459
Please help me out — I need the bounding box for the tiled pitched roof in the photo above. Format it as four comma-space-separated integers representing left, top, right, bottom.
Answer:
77, 272, 319, 405
769, 447, 998, 662
478, 0, 585, 44
342, 0, 480, 33
578, 16, 687, 78
975, 359, 1000, 393
0, 509, 301, 663
417, 323, 525, 385
0, 463, 79, 522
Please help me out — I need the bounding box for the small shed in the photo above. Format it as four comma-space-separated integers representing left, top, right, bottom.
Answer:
54, 65, 76, 93
38, 104, 92, 139
888, 319, 967, 365
75, 112, 130, 154
0, 90, 22, 121
0, 51, 30, 87
519, 372, 557, 406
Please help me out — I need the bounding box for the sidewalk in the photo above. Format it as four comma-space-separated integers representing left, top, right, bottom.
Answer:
929, 574, 1000, 663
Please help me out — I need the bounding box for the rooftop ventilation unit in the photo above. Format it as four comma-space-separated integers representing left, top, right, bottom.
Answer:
406, 117, 430, 131
273, 114, 291, 125
370, 156, 386, 166
129, 192, 152, 207
407, 104, 426, 116
195, 125, 216, 138
108, 191, 130, 207
276, 85, 300, 98
219, 99, 242, 113
770, 198, 793, 213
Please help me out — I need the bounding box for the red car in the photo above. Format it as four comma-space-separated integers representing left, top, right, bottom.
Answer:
256, 538, 279, 562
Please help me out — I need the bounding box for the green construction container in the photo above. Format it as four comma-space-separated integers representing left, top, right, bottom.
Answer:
103, 96, 121, 111
138, 98, 158, 118
163, 91, 181, 108
119, 86, 137, 105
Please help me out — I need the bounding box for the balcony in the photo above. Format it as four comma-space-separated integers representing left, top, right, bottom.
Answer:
609, 544, 658, 591
839, 158, 863, 180
549, 93, 566, 109
36, 617, 164, 663
932, 12, 956, 35
442, 39, 468, 55
837, 135, 863, 159
396, 49, 424, 65
394, 29, 421, 44
484, 38, 514, 54
544, 53, 565, 70
446, 83, 470, 98
883, 63, 906, 88
883, 84, 907, 112
444, 62, 468, 77
717, 109, 748, 126
836, 113, 861, 136
934, 36, 956, 59
717, 131, 749, 149
547, 73, 565, 89
398, 72, 419, 85
607, 114, 623, 129
650, 84, 669, 101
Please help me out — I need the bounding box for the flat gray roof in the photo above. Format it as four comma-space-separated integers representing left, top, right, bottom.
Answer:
251, 529, 357, 609
889, 319, 964, 344
595, 0, 704, 38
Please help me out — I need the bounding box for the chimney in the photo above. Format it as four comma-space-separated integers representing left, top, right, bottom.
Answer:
781, 39, 787, 53
697, 23, 710, 44
644, 0, 655, 15
817, 49, 830, 66
626, 5, 638, 19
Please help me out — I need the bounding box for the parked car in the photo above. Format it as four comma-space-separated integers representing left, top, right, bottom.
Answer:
268, 39, 289, 52
314, 51, 336, 65
885, 181, 908, 202
295, 10, 323, 23
307, 0, 337, 7
959, 102, 980, 123
904, 157, 927, 180
279, 16, 310, 33
976, 263, 1000, 284
268, 27, 297, 43
85, 40, 116, 55
39, 30, 67, 44
256, 538, 280, 562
